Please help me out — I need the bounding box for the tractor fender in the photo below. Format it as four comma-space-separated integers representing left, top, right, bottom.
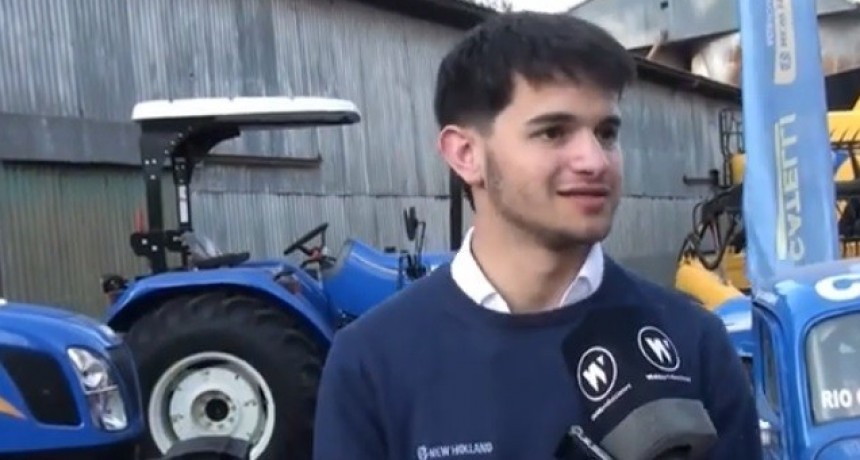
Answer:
104, 268, 335, 345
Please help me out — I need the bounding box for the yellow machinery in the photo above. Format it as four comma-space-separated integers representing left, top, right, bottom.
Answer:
675, 94, 860, 311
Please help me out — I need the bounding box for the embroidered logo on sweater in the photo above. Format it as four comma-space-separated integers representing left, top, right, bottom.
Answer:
416, 441, 494, 459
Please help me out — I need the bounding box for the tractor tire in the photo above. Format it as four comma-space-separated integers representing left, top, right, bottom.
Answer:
124, 291, 323, 460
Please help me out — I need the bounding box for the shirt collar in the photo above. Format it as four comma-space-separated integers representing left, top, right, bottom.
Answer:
450, 227, 604, 314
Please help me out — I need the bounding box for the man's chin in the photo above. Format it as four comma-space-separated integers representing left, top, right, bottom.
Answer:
565, 220, 613, 244
573, 229, 611, 245
499, 208, 614, 247
537, 224, 611, 250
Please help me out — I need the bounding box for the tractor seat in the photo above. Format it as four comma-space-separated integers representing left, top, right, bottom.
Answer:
193, 252, 251, 270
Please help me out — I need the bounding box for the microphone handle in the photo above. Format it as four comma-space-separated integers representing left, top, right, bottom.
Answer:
556, 426, 615, 460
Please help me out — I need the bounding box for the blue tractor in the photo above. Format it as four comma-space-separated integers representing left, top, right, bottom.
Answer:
0, 297, 144, 459
752, 263, 860, 458
746, 89, 860, 457
0, 296, 252, 460
99, 96, 455, 460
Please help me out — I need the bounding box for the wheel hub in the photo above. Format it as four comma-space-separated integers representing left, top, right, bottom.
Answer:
204, 396, 230, 422
187, 389, 238, 433
168, 366, 261, 439
149, 352, 277, 460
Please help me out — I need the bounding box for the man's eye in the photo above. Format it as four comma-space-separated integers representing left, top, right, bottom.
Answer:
538, 126, 568, 142
595, 126, 619, 147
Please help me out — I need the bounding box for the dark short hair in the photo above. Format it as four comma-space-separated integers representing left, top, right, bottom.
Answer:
433, 11, 637, 130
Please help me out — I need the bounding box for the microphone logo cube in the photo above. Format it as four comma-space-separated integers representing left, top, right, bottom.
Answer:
577, 346, 618, 402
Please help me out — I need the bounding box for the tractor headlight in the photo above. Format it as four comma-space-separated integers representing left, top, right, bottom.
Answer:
67, 347, 128, 431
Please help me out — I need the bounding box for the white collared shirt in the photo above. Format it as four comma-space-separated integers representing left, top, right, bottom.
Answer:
450, 227, 604, 313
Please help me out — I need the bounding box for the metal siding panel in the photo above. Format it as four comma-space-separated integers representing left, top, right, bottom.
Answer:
0, 0, 77, 117
191, 192, 452, 262
404, 22, 463, 197
289, 1, 348, 194
183, 0, 466, 197
604, 196, 700, 286
0, 164, 177, 315
604, 197, 697, 258
127, 0, 172, 101
619, 80, 735, 199
351, 8, 411, 195
324, 3, 374, 196
0, 0, 470, 197
70, 0, 134, 122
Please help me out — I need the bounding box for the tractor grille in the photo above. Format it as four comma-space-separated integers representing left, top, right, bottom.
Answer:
0, 346, 79, 426
106, 346, 141, 421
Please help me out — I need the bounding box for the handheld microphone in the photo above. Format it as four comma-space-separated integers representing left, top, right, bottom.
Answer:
556, 304, 718, 460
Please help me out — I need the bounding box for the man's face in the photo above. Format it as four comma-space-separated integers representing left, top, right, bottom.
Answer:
464, 75, 624, 249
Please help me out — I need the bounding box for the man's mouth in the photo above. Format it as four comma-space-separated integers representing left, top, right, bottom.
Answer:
556, 185, 611, 197
556, 185, 611, 214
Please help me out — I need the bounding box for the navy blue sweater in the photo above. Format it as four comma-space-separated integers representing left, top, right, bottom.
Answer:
312, 256, 761, 459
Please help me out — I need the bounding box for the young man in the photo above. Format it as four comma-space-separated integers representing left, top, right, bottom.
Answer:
313, 11, 761, 460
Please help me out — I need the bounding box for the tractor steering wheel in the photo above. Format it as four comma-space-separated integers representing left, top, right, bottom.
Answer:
283, 223, 329, 256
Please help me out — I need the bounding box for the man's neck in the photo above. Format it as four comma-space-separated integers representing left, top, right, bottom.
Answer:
469, 219, 593, 314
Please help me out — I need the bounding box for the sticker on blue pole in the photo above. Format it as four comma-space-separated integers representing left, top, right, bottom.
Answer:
737, 0, 839, 292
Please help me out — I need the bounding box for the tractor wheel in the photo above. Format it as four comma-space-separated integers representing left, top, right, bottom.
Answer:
124, 291, 323, 460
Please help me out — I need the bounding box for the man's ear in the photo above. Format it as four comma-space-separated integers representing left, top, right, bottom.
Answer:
437, 125, 483, 188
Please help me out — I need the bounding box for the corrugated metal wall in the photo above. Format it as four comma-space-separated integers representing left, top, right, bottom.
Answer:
0, 163, 175, 314
0, 161, 454, 315
0, 0, 738, 314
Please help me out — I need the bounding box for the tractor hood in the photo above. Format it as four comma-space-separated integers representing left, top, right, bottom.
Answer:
0, 299, 120, 349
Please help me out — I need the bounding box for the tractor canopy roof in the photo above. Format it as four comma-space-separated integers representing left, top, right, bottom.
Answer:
131, 96, 361, 128
131, 96, 361, 160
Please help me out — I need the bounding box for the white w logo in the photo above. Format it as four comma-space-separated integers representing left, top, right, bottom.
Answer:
644, 337, 673, 364
577, 346, 618, 401
638, 326, 680, 372
582, 355, 608, 391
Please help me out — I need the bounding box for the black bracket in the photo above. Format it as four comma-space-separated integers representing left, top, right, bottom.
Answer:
682, 168, 720, 187
130, 229, 187, 273
135, 120, 241, 274
700, 185, 742, 221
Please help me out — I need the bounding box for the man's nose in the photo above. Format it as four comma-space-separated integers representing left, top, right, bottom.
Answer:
563, 131, 610, 175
